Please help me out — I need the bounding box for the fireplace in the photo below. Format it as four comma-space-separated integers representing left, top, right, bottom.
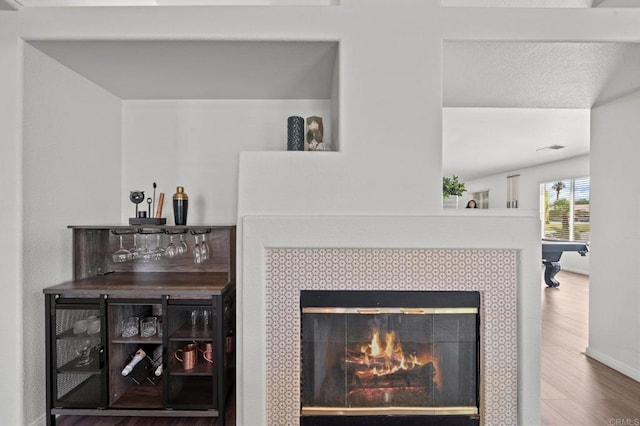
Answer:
255, 246, 523, 425
300, 290, 480, 426
242, 215, 541, 425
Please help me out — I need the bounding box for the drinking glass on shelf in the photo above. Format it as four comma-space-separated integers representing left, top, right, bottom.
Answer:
74, 338, 93, 367
122, 316, 140, 338
141, 317, 157, 338
152, 234, 165, 261
130, 233, 143, 260
140, 235, 154, 262
73, 319, 88, 334
202, 309, 210, 329
201, 233, 210, 261
86, 316, 101, 335
177, 233, 188, 255
112, 235, 132, 263
165, 235, 178, 258
193, 235, 202, 264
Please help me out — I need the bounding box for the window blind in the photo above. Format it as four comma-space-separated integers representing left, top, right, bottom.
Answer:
542, 177, 590, 242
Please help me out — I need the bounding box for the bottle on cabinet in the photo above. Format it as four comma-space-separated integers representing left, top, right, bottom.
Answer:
121, 345, 163, 384
121, 348, 147, 376
172, 186, 189, 226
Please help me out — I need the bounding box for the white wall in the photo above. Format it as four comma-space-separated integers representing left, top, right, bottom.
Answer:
465, 154, 590, 275
122, 99, 330, 225
238, 1, 444, 215
0, 27, 24, 426
588, 89, 640, 381
22, 43, 122, 425
2, 4, 640, 426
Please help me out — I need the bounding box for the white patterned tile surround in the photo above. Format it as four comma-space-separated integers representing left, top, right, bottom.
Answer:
265, 248, 518, 425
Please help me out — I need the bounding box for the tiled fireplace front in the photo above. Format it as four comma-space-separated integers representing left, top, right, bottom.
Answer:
265, 248, 518, 425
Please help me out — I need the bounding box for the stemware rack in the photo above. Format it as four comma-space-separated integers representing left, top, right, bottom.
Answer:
69, 225, 236, 280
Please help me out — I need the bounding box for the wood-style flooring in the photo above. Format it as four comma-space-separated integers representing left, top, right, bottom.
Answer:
57, 271, 640, 425
542, 270, 640, 425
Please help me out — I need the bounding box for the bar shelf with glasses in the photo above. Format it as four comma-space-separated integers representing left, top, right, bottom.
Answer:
44, 226, 235, 425
67, 225, 235, 278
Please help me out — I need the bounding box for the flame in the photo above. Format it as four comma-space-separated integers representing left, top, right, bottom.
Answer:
370, 330, 381, 356
349, 326, 439, 387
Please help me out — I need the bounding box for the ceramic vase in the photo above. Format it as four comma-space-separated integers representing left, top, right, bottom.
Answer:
287, 116, 305, 151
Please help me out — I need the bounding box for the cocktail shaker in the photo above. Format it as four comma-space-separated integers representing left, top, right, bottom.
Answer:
172, 186, 189, 226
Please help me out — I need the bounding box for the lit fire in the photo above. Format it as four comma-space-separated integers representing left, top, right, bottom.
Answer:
347, 326, 439, 386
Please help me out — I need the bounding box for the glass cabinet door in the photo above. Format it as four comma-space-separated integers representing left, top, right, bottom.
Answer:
48, 297, 107, 408
165, 299, 217, 409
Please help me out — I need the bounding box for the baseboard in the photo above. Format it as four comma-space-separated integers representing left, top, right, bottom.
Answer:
585, 346, 640, 382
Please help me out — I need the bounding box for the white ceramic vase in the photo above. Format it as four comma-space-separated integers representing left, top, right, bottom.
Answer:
443, 195, 459, 209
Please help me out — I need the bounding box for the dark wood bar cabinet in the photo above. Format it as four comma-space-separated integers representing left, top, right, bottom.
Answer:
43, 226, 236, 426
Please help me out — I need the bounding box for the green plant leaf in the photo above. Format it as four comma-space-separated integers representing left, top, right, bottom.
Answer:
443, 175, 466, 197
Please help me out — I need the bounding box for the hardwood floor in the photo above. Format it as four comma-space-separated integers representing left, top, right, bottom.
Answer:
542, 271, 640, 426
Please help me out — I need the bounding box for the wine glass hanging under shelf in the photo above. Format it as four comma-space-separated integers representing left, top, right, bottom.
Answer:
109, 228, 212, 264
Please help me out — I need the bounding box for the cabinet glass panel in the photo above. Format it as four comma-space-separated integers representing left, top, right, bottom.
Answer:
166, 301, 217, 409
53, 304, 105, 407
108, 300, 164, 409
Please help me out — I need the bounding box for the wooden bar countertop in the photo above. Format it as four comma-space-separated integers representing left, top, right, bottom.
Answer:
43, 272, 233, 298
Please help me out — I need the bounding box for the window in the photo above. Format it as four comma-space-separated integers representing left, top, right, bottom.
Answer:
470, 190, 489, 209
541, 177, 590, 242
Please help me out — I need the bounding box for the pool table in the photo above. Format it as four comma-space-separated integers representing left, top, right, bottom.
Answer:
542, 240, 589, 287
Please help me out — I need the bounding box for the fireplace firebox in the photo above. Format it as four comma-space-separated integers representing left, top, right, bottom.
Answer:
300, 290, 480, 426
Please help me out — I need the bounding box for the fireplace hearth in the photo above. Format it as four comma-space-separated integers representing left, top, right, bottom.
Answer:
300, 290, 480, 425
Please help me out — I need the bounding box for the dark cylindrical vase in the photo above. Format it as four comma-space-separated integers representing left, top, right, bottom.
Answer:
287, 116, 305, 151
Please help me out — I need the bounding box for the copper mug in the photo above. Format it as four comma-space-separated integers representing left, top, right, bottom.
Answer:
174, 343, 198, 370
199, 342, 213, 364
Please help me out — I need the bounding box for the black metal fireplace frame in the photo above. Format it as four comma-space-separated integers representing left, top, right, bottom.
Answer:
300, 290, 480, 310
300, 290, 481, 426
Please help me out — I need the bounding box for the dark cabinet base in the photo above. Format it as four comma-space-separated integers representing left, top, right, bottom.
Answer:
45, 283, 235, 426
52, 385, 235, 424
45, 226, 236, 426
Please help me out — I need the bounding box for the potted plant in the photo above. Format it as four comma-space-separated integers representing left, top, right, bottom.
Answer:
443, 175, 466, 208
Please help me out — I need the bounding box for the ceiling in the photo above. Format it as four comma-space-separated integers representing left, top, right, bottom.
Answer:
443, 41, 640, 180
28, 40, 338, 100
6, 0, 334, 6
8, 0, 640, 7
441, 0, 639, 7
443, 108, 590, 181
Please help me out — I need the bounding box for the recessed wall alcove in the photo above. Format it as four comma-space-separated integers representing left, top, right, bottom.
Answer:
23, 39, 340, 224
